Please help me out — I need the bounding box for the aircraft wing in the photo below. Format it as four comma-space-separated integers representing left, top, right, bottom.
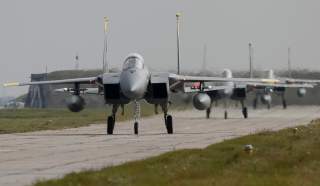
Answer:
246, 82, 314, 88
284, 78, 320, 85
3, 77, 98, 87
169, 74, 281, 84
168, 73, 315, 92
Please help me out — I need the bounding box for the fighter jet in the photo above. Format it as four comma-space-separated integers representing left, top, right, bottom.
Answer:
4, 14, 317, 134
187, 67, 314, 120
248, 46, 313, 109
186, 43, 313, 119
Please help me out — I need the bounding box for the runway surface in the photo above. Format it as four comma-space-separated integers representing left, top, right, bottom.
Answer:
0, 106, 319, 186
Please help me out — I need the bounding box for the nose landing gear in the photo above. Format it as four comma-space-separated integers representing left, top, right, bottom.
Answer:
133, 101, 141, 135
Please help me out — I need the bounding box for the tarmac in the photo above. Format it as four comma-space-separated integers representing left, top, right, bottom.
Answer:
0, 106, 319, 186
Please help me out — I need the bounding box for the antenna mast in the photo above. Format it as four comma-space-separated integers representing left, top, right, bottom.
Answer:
103, 17, 109, 73
176, 13, 181, 75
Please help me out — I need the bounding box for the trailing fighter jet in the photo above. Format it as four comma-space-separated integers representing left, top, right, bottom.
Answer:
249, 46, 313, 109
187, 68, 313, 119
3, 14, 318, 135
186, 44, 313, 119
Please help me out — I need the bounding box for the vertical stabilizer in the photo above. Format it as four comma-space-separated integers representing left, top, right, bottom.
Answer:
102, 17, 109, 73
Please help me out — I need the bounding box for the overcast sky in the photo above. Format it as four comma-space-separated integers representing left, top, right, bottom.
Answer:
1, 0, 320, 96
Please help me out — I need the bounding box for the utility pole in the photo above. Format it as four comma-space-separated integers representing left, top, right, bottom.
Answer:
176, 13, 181, 75
103, 16, 109, 73
201, 44, 207, 74
288, 47, 292, 78
249, 43, 253, 78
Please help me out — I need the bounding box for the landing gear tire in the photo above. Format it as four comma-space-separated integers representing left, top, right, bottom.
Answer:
165, 115, 173, 134
224, 111, 228, 120
134, 122, 139, 135
206, 108, 211, 119
253, 99, 257, 109
242, 107, 248, 119
282, 100, 287, 109
107, 116, 115, 135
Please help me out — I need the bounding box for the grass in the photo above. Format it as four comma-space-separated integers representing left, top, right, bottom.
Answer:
33, 119, 320, 186
0, 102, 161, 134
0, 101, 190, 134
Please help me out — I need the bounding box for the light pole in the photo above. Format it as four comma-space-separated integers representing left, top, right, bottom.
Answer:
103, 16, 109, 73
176, 13, 181, 75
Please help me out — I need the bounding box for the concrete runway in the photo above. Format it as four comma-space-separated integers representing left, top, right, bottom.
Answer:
0, 106, 319, 186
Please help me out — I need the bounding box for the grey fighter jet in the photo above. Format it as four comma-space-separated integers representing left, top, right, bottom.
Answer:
248, 45, 314, 110
186, 68, 313, 119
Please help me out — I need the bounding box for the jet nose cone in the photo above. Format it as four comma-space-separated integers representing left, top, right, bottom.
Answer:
122, 82, 144, 99
129, 84, 138, 93
125, 84, 140, 97
120, 71, 148, 100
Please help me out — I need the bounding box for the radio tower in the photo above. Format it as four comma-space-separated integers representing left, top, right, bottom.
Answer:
75, 53, 79, 70
201, 44, 207, 74
288, 47, 292, 78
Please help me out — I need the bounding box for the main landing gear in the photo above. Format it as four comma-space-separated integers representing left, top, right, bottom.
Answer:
161, 103, 173, 134
240, 99, 248, 119
107, 104, 119, 135
107, 101, 141, 135
253, 98, 258, 109
206, 107, 211, 119
280, 93, 287, 109
107, 102, 174, 135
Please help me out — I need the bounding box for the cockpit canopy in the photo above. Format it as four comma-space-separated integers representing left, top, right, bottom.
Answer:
123, 53, 144, 70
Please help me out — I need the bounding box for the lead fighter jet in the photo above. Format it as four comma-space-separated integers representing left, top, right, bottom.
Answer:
4, 14, 318, 135
5, 52, 311, 134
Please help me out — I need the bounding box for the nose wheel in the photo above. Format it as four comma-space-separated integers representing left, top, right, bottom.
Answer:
133, 101, 141, 135
267, 102, 271, 109
134, 122, 139, 135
